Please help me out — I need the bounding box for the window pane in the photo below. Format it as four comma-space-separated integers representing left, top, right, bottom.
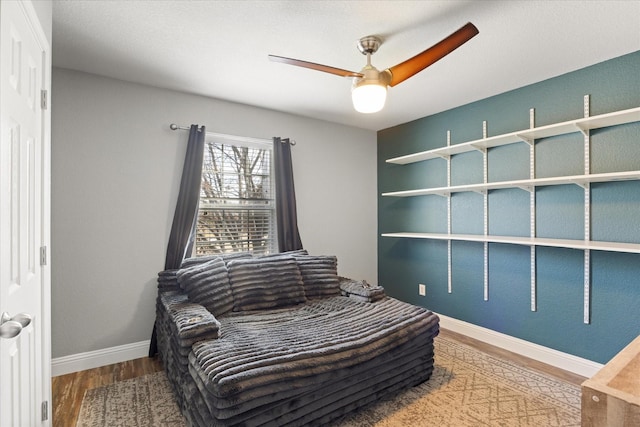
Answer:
201, 144, 271, 202
196, 208, 273, 256
196, 139, 276, 256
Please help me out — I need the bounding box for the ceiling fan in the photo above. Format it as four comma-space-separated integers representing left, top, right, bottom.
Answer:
269, 22, 479, 114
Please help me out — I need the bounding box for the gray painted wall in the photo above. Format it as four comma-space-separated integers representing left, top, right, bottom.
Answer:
51, 68, 377, 358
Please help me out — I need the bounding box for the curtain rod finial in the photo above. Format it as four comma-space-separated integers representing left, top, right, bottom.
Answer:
170, 123, 178, 130
280, 138, 296, 146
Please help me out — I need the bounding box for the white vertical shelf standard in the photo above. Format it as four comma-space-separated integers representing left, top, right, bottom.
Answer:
446, 130, 453, 294
528, 108, 537, 312
583, 95, 592, 324
482, 121, 489, 301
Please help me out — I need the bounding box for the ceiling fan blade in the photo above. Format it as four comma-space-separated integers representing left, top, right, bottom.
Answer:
386, 22, 479, 87
269, 54, 363, 78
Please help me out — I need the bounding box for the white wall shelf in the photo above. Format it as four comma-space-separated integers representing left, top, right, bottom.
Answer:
386, 106, 640, 165
382, 170, 640, 197
381, 99, 640, 324
381, 232, 640, 254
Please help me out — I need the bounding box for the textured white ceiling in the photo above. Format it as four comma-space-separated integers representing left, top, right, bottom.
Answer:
52, 1, 640, 131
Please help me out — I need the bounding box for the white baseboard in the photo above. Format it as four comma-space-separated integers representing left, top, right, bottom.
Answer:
52, 340, 151, 377
437, 314, 603, 379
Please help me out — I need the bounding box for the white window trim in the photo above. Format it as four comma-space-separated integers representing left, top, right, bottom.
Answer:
194, 133, 278, 256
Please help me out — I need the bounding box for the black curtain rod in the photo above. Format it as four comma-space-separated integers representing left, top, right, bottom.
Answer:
169, 124, 296, 146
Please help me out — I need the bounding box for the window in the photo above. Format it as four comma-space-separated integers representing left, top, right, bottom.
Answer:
195, 135, 276, 256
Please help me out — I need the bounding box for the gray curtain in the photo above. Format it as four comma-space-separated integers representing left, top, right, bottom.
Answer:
163, 124, 206, 269
274, 137, 303, 252
149, 124, 205, 357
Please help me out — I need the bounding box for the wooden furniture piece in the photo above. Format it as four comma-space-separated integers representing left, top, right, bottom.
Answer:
581, 335, 640, 426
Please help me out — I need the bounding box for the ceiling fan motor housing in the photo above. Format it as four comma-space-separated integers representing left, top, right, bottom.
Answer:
357, 35, 382, 55
353, 66, 391, 87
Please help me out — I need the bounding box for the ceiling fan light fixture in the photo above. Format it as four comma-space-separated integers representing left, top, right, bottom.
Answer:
351, 65, 389, 114
352, 80, 387, 113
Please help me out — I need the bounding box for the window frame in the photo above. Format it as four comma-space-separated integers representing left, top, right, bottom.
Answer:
193, 134, 277, 257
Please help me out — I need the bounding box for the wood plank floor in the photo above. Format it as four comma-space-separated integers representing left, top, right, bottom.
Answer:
51, 356, 163, 427
51, 329, 587, 427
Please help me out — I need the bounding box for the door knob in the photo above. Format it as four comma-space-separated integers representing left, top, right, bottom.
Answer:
0, 312, 32, 339
0, 317, 22, 339
10, 313, 32, 328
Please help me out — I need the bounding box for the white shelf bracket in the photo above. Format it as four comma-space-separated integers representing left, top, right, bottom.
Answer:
470, 144, 487, 154
518, 185, 534, 193
436, 153, 451, 160
573, 180, 590, 190
575, 123, 589, 137
516, 134, 534, 145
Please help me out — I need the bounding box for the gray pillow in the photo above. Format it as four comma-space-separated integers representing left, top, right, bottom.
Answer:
293, 255, 340, 299
227, 256, 306, 311
176, 258, 234, 317
257, 249, 309, 258
180, 252, 252, 269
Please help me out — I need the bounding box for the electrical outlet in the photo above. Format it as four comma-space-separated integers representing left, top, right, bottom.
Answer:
419, 284, 426, 296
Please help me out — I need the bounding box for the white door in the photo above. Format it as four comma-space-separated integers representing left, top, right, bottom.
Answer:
0, 1, 51, 426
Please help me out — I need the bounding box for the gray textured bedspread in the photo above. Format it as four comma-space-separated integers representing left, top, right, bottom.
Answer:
187, 296, 439, 425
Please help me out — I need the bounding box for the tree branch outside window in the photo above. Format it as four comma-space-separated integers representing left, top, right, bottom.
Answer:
196, 140, 276, 256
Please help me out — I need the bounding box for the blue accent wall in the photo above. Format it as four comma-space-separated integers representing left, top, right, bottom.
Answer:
378, 51, 640, 364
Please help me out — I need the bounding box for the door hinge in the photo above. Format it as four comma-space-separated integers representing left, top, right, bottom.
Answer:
41, 400, 49, 421
40, 246, 47, 266
41, 89, 48, 110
